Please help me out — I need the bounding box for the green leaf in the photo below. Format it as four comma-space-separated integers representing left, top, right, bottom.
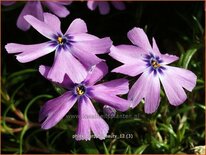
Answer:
134, 144, 149, 154
80, 140, 99, 154
182, 48, 197, 69
103, 142, 109, 154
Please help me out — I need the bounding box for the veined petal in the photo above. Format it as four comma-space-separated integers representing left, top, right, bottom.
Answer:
24, 14, 56, 39
109, 45, 146, 64
47, 49, 87, 83
92, 78, 129, 95
159, 67, 187, 106
144, 72, 160, 114
76, 96, 109, 140
5, 42, 55, 63
43, 2, 70, 18
71, 45, 102, 69
165, 66, 197, 91
89, 89, 130, 112
65, 18, 87, 35
111, 1, 126, 10
112, 63, 146, 77
84, 62, 108, 86
43, 13, 62, 35
17, 1, 44, 31
39, 65, 74, 89
128, 69, 150, 108
71, 35, 112, 54
98, 2, 110, 15
161, 53, 179, 65
39, 91, 77, 129
127, 27, 152, 51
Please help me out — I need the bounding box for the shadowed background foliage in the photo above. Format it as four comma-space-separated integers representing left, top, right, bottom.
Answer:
1, 1, 205, 154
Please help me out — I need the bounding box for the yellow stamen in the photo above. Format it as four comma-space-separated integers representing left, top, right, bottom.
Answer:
57, 37, 63, 44
76, 86, 85, 95
151, 60, 160, 68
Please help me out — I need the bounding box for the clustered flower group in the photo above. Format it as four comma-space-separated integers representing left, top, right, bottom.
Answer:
5, 1, 197, 141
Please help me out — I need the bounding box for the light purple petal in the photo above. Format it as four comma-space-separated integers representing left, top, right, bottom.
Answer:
127, 27, 152, 51
159, 67, 187, 106
5, 42, 55, 63
112, 62, 146, 77
47, 49, 87, 83
76, 96, 109, 140
128, 69, 150, 108
111, 1, 126, 10
84, 62, 108, 86
42, 2, 70, 18
71, 46, 102, 69
17, 1, 44, 31
89, 90, 130, 112
144, 73, 160, 114
87, 1, 97, 10
39, 65, 74, 89
65, 18, 87, 35
24, 14, 56, 39
152, 37, 161, 55
92, 78, 129, 95
43, 13, 62, 35
39, 91, 77, 129
161, 53, 179, 65
109, 45, 146, 64
98, 1, 110, 15
71, 35, 112, 54
165, 66, 197, 91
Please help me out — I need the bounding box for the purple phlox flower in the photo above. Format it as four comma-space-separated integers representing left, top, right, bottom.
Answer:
38, 62, 131, 140
109, 27, 197, 114
2, 1, 72, 31
87, 0, 125, 15
5, 13, 112, 83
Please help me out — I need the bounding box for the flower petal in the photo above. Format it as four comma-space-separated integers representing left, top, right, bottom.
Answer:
17, 1, 44, 31
1, 1, 16, 6
144, 73, 160, 114
5, 42, 55, 63
65, 18, 87, 35
128, 69, 149, 108
112, 63, 146, 77
24, 14, 56, 39
92, 78, 129, 95
152, 37, 161, 55
71, 35, 112, 54
109, 45, 146, 64
87, 1, 97, 10
39, 91, 77, 129
89, 89, 130, 112
159, 67, 187, 106
76, 96, 109, 140
43, 13, 62, 35
111, 1, 126, 10
165, 66, 197, 91
161, 53, 179, 65
98, 2, 110, 15
84, 62, 108, 86
39, 65, 74, 89
127, 27, 152, 51
47, 49, 87, 83
71, 45, 102, 69
43, 2, 70, 18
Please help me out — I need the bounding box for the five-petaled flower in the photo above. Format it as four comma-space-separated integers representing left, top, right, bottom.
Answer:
39, 62, 131, 140
109, 27, 197, 114
5, 13, 112, 83
2, 1, 72, 31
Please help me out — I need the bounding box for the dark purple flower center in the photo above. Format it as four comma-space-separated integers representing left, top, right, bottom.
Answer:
75, 84, 86, 96
144, 53, 166, 75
